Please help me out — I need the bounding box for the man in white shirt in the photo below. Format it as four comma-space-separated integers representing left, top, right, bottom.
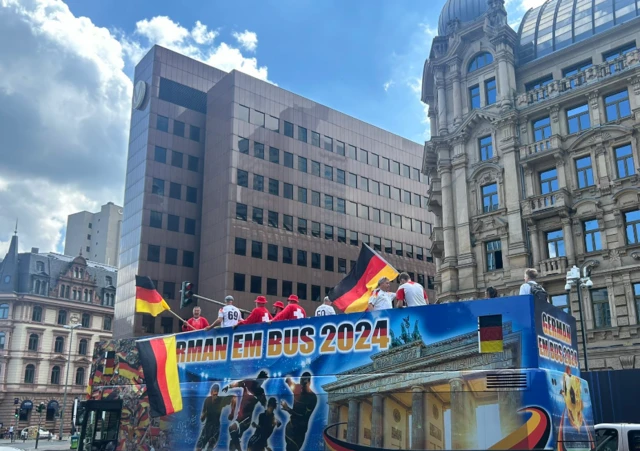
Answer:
368, 278, 395, 311
315, 297, 336, 316
519, 268, 539, 295
395, 272, 428, 308
208, 296, 241, 329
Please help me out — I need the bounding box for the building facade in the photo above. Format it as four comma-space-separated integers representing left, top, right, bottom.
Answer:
64, 202, 123, 267
116, 46, 436, 338
422, 0, 640, 370
0, 232, 115, 433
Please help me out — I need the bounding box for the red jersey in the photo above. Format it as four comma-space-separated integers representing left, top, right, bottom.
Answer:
272, 304, 306, 322
238, 307, 272, 325
182, 316, 209, 332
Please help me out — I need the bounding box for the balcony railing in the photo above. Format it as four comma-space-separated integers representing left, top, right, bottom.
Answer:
539, 257, 568, 277
522, 189, 572, 217
519, 135, 561, 159
516, 49, 640, 107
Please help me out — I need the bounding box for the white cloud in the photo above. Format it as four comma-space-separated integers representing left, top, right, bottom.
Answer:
383, 80, 394, 92
233, 30, 258, 52
192, 20, 217, 45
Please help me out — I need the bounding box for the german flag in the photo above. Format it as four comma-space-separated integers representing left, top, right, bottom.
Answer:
103, 351, 116, 376
136, 336, 182, 417
478, 314, 504, 353
136, 276, 170, 317
328, 244, 398, 313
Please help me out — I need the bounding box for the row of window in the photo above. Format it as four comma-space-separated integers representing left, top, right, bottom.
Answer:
151, 178, 198, 203
237, 137, 429, 207
24, 334, 91, 355
156, 115, 201, 142
153, 145, 199, 172
237, 105, 428, 183
0, 304, 112, 330
147, 245, 195, 268
54, 284, 114, 307
150, 211, 197, 235
23, 364, 86, 386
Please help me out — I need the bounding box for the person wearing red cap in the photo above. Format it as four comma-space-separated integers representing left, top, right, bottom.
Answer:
236, 296, 272, 326
271, 301, 285, 317
271, 295, 306, 322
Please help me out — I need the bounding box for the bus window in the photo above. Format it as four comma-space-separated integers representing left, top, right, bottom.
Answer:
596, 428, 619, 451
629, 431, 640, 451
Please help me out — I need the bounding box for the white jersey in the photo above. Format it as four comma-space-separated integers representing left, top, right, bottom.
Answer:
218, 305, 241, 327
396, 281, 428, 307
315, 304, 336, 316
368, 290, 395, 311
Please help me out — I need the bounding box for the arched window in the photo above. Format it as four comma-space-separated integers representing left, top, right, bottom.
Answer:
72, 289, 77, 300
468, 52, 494, 72
54, 336, 65, 353
51, 366, 61, 384
75, 367, 85, 386
32, 306, 42, 322
57, 310, 67, 325
0, 332, 5, 349
81, 313, 90, 328
74, 268, 78, 278
78, 339, 88, 355
103, 316, 112, 331
106, 276, 113, 286
65, 286, 70, 299
36, 261, 45, 272
24, 364, 35, 383
59, 285, 65, 298
84, 289, 88, 302
40, 282, 46, 295
88, 290, 93, 302
28, 333, 39, 351
79, 269, 84, 279
35, 280, 41, 294
0, 303, 9, 319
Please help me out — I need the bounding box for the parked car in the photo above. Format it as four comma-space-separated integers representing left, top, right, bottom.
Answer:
596, 424, 640, 451
20, 427, 52, 440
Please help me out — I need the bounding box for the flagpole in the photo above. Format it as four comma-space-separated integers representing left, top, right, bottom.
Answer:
165, 309, 197, 330
193, 294, 252, 315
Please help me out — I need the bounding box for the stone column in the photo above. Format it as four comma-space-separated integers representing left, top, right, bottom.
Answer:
428, 107, 437, 138
449, 378, 477, 450
561, 217, 575, 265
411, 386, 425, 450
452, 75, 462, 126
347, 398, 360, 444
436, 67, 448, 135
371, 394, 384, 448
328, 402, 340, 426
529, 223, 540, 266
441, 164, 457, 265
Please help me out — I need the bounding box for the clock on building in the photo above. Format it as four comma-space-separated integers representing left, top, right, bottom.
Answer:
132, 80, 147, 110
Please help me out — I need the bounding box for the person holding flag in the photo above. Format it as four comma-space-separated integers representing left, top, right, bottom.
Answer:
236, 296, 272, 326
271, 295, 306, 322
182, 306, 209, 331
367, 277, 396, 311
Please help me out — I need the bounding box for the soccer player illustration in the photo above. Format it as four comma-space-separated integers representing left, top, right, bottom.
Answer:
247, 397, 281, 451
222, 370, 269, 451
280, 372, 318, 451
195, 383, 235, 451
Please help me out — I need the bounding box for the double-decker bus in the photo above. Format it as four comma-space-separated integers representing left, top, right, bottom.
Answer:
78, 295, 595, 451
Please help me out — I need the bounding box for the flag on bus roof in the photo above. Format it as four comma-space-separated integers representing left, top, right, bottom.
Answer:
135, 276, 171, 317
478, 314, 504, 353
136, 335, 182, 417
328, 243, 398, 313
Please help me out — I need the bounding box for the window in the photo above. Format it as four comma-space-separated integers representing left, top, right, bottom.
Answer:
298, 187, 307, 203
358, 205, 369, 220
324, 165, 333, 181
634, 284, 640, 323
337, 227, 346, 244
335, 169, 346, 185
406, 244, 414, 258
269, 146, 279, 164
369, 180, 380, 196
312, 285, 321, 302
251, 241, 263, 259
360, 177, 369, 192
533, 117, 551, 145
268, 244, 278, 262
525, 75, 553, 100
312, 131, 321, 147
298, 126, 307, 143
346, 200, 357, 216
615, 144, 635, 178
163, 281, 175, 300
395, 242, 403, 256
550, 294, 570, 314
391, 187, 400, 201
361, 233, 370, 246
567, 104, 590, 133
371, 208, 381, 223
540, 168, 558, 194
54, 336, 64, 353
237, 169, 249, 187
417, 247, 424, 261
75, 367, 86, 386
284, 121, 294, 137
605, 90, 631, 122
154, 146, 166, 163
142, 316, 155, 334
604, 43, 636, 73
312, 222, 321, 238
238, 105, 250, 122
311, 161, 321, 177
104, 316, 112, 331
470, 85, 481, 109
347, 173, 357, 188
297, 250, 307, 266
324, 195, 333, 211
172, 120, 185, 137
563, 60, 592, 88
391, 160, 400, 174
77, 338, 88, 356
235, 237, 247, 256
338, 258, 347, 274
384, 239, 392, 253
254, 142, 265, 159
283, 247, 293, 264
236, 203, 248, 221
359, 149, 368, 164
626, 210, 640, 244
584, 220, 602, 252
171, 150, 183, 168
347, 144, 357, 159
269, 178, 279, 196
233, 273, 246, 291
284, 151, 294, 168
576, 156, 595, 188
413, 218, 422, 233
165, 248, 178, 265
24, 364, 35, 383
373, 236, 382, 251
28, 333, 39, 351
479, 136, 493, 160
546, 230, 566, 258
413, 193, 421, 207
156, 115, 169, 132
152, 178, 164, 196
253, 174, 264, 191
482, 183, 499, 212
295, 283, 307, 300
184, 217, 196, 235
283, 183, 293, 199
252, 207, 263, 224
382, 184, 390, 198
325, 224, 334, 240
324, 136, 333, 152
325, 256, 334, 272
403, 190, 411, 204
485, 78, 497, 105
251, 111, 265, 127
187, 186, 198, 203
266, 115, 279, 132
468, 52, 493, 72
282, 281, 293, 297
169, 182, 181, 200
250, 276, 262, 294
592, 288, 611, 328
283, 215, 293, 231
312, 253, 321, 269
312, 191, 321, 207
298, 156, 307, 172
32, 306, 42, 322
150, 211, 162, 228
238, 137, 249, 154
268, 211, 278, 228
350, 231, 359, 246
82, 313, 90, 328
336, 198, 346, 214
267, 278, 278, 296
336, 141, 345, 156
486, 240, 503, 271
298, 218, 307, 235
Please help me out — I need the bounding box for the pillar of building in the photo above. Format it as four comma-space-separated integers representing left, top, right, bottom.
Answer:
528, 223, 540, 266
371, 394, 384, 448
436, 67, 448, 135
441, 163, 456, 265
328, 402, 340, 426
451, 60, 462, 126
561, 217, 575, 265
429, 107, 438, 138
411, 386, 425, 450
449, 378, 477, 450
347, 398, 360, 444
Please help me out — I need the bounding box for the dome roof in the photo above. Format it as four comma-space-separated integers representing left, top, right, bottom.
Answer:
438, 0, 489, 35
518, 0, 640, 64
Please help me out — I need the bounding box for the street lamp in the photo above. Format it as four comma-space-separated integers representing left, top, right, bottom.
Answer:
59, 321, 81, 440
565, 265, 593, 371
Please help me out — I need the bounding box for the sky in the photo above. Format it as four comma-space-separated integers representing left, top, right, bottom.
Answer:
0, 0, 545, 258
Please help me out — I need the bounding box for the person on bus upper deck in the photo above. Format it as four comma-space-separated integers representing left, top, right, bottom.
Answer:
182, 306, 210, 331
519, 268, 540, 295
271, 295, 306, 322
486, 286, 499, 298
207, 296, 241, 330
368, 277, 395, 311
272, 301, 285, 317
236, 296, 272, 327
395, 272, 428, 308
315, 297, 336, 316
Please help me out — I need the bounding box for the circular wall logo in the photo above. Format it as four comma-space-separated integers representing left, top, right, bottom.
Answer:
132, 80, 147, 110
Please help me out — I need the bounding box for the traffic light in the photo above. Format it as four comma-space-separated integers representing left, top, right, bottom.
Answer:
180, 281, 194, 308
37, 403, 45, 414
14, 408, 19, 418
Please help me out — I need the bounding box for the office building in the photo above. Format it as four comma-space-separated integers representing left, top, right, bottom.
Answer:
422, 0, 640, 369
116, 46, 436, 338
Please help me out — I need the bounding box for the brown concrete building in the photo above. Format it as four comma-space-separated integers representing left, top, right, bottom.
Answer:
116, 46, 436, 338
422, 0, 640, 369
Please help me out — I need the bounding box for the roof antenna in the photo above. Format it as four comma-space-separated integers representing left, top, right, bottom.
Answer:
14, 218, 18, 235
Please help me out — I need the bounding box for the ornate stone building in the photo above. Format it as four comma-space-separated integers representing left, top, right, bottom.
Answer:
422, 0, 640, 370
0, 231, 115, 434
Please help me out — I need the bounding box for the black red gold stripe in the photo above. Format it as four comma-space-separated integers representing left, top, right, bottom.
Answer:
136, 336, 182, 417
135, 276, 171, 317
